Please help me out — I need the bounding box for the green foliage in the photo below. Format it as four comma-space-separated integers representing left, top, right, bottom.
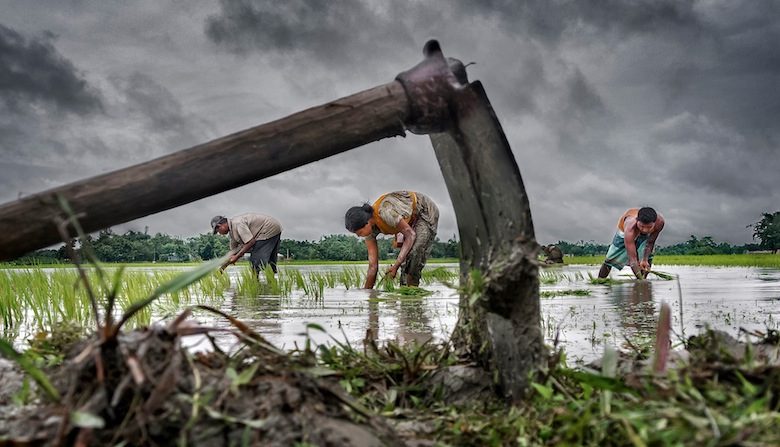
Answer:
540, 289, 591, 298
281, 234, 460, 261
390, 286, 433, 297
311, 336, 780, 447
750, 211, 780, 251
551, 240, 610, 256
657, 235, 749, 255
314, 234, 369, 261
0, 338, 60, 402
552, 232, 768, 259
567, 254, 780, 268
188, 233, 230, 260
10, 232, 459, 264
653, 254, 780, 268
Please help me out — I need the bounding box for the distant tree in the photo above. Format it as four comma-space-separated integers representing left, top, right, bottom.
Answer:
187, 233, 229, 260
376, 238, 395, 260
657, 235, 738, 255
279, 239, 318, 260
316, 235, 366, 261
750, 211, 780, 251
429, 236, 460, 259
11, 249, 66, 265
552, 241, 609, 256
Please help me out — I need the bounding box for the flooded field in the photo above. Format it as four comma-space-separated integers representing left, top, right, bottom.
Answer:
541, 265, 780, 362
3, 263, 780, 363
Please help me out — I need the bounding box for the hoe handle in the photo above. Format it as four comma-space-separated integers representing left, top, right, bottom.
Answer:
0, 81, 410, 261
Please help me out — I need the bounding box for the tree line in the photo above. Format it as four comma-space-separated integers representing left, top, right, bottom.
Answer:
10, 230, 460, 264
9, 211, 778, 264
553, 236, 764, 257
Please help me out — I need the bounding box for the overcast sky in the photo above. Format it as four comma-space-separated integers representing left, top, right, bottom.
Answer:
1, 0, 778, 247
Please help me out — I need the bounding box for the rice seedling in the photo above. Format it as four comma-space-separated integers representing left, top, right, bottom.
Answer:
197, 269, 231, 298
339, 267, 365, 289
0, 271, 25, 330
261, 265, 281, 293
235, 266, 264, 297
286, 268, 304, 291
648, 270, 675, 280
301, 274, 324, 298
540, 289, 592, 298
539, 270, 582, 285
324, 271, 337, 289
421, 266, 458, 284
388, 286, 433, 297
587, 272, 631, 285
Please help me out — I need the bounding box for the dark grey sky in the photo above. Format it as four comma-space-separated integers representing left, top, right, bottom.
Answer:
1, 0, 778, 246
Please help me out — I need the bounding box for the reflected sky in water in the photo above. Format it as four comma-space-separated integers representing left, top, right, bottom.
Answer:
180, 263, 780, 364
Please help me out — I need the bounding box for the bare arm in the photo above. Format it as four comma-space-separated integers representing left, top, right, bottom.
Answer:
386, 219, 416, 278
364, 237, 380, 289
222, 240, 255, 270
623, 219, 644, 278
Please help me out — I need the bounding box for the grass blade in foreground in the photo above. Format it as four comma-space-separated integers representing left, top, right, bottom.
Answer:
114, 255, 229, 334
0, 338, 60, 402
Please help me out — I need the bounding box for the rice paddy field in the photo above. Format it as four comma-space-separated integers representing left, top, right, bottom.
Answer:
2, 258, 779, 364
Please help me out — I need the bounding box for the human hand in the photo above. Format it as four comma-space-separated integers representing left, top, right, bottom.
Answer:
629, 262, 644, 279
229, 254, 240, 264
639, 260, 650, 271
385, 265, 398, 279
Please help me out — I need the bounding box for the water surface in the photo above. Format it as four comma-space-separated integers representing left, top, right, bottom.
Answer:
183, 264, 780, 364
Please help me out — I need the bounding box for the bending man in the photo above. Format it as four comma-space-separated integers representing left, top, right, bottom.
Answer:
211, 213, 283, 274
345, 191, 439, 288
599, 207, 664, 279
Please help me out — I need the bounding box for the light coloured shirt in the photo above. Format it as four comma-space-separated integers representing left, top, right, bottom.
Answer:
369, 191, 438, 239
228, 213, 282, 252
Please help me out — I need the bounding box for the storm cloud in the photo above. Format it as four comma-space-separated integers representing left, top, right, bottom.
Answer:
0, 23, 102, 115
205, 0, 419, 67
1, 0, 778, 247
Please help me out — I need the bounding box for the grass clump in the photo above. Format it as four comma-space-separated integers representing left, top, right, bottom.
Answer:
309, 329, 780, 446
540, 289, 591, 298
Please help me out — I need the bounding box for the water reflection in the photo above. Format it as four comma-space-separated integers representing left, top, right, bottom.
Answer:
365, 289, 434, 346
8, 264, 779, 364
611, 280, 657, 341
231, 292, 283, 334
366, 290, 380, 343
395, 296, 434, 346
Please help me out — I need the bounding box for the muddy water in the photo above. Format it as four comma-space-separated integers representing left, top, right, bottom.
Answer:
179, 263, 780, 364
541, 265, 780, 363
183, 265, 461, 354
5, 264, 778, 363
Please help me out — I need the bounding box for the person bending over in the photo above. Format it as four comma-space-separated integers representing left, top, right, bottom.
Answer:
598, 207, 664, 279
345, 191, 439, 288
211, 213, 282, 274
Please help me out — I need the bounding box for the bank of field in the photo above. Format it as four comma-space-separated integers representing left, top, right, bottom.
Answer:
566, 253, 780, 268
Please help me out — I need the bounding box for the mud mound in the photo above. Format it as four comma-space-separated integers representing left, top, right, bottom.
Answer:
0, 323, 402, 446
